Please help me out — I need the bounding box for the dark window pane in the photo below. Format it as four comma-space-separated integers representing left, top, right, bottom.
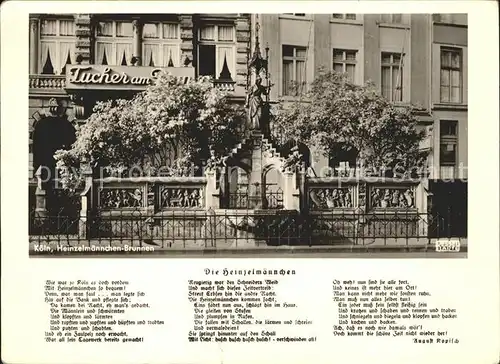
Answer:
333, 50, 343, 62
282, 45, 294, 57
346, 14, 356, 20
346, 51, 356, 60
440, 121, 458, 136
392, 14, 402, 23
440, 143, 457, 165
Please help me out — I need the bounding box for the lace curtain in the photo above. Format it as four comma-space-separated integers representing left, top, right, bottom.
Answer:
96, 42, 113, 65
162, 45, 179, 67
116, 43, 133, 65
143, 44, 159, 67
40, 41, 56, 74
59, 42, 76, 74
216, 46, 234, 79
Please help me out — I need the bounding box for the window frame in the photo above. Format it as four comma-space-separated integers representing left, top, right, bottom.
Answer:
142, 22, 181, 67
94, 20, 134, 66
282, 45, 308, 96
331, 14, 358, 21
332, 49, 358, 83
380, 14, 404, 24
440, 47, 463, 104
381, 52, 404, 102
197, 24, 236, 80
38, 17, 76, 75
439, 120, 459, 178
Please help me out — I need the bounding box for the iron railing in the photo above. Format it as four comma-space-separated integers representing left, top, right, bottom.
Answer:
29, 208, 461, 249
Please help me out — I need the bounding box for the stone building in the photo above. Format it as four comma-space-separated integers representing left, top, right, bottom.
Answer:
29, 13, 252, 210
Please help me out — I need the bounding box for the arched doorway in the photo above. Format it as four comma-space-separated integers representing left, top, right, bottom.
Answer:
228, 165, 250, 208
32, 115, 76, 214
263, 165, 284, 209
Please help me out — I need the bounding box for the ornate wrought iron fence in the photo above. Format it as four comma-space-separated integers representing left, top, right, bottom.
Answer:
29, 208, 459, 249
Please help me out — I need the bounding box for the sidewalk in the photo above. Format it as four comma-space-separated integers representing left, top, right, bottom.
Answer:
29, 237, 468, 256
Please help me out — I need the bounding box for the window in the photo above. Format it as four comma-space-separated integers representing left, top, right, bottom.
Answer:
381, 52, 404, 102
95, 21, 134, 66
282, 45, 307, 96
198, 24, 235, 80
283, 13, 306, 17
142, 22, 180, 67
332, 14, 357, 20
39, 18, 76, 75
440, 120, 458, 179
333, 49, 357, 83
381, 14, 403, 23
440, 48, 462, 103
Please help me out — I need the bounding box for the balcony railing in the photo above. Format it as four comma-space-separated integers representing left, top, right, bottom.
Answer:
30, 74, 236, 92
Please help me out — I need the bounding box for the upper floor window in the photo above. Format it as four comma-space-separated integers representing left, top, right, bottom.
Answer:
95, 21, 134, 66
332, 14, 357, 20
198, 24, 236, 80
40, 18, 76, 75
440, 48, 462, 103
381, 52, 403, 102
282, 45, 307, 96
381, 14, 403, 24
142, 23, 180, 67
283, 13, 306, 17
333, 49, 357, 83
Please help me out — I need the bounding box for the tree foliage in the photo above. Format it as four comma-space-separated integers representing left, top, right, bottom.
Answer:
55, 73, 244, 191
271, 71, 428, 176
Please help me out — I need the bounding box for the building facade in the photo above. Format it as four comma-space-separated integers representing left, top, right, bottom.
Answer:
29, 13, 468, 233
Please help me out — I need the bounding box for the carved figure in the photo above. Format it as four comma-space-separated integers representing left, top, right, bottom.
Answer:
162, 188, 171, 207
245, 76, 267, 130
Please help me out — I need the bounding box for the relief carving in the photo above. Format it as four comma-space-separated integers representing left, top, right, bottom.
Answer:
310, 187, 353, 209
370, 187, 415, 209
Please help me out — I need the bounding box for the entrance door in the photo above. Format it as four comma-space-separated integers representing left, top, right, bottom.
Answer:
32, 115, 77, 215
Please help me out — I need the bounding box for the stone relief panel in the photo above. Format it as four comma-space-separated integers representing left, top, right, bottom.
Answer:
369, 186, 415, 209
99, 188, 144, 208
309, 186, 355, 209
159, 186, 204, 208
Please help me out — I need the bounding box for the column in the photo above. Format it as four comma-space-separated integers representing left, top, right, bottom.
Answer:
179, 14, 194, 67
34, 166, 47, 217
78, 161, 93, 238
132, 19, 142, 66
75, 14, 92, 64
29, 17, 39, 74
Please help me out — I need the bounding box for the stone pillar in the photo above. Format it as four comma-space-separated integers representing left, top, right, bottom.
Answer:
205, 169, 219, 209
416, 174, 430, 237
132, 19, 142, 66
29, 17, 39, 74
282, 169, 299, 210
235, 14, 251, 87
248, 139, 264, 209
78, 162, 93, 238
179, 14, 194, 67
34, 167, 47, 217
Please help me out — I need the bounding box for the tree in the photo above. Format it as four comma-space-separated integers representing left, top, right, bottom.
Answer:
271, 70, 428, 177
55, 73, 244, 191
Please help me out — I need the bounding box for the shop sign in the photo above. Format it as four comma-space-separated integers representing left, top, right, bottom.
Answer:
65, 65, 201, 90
